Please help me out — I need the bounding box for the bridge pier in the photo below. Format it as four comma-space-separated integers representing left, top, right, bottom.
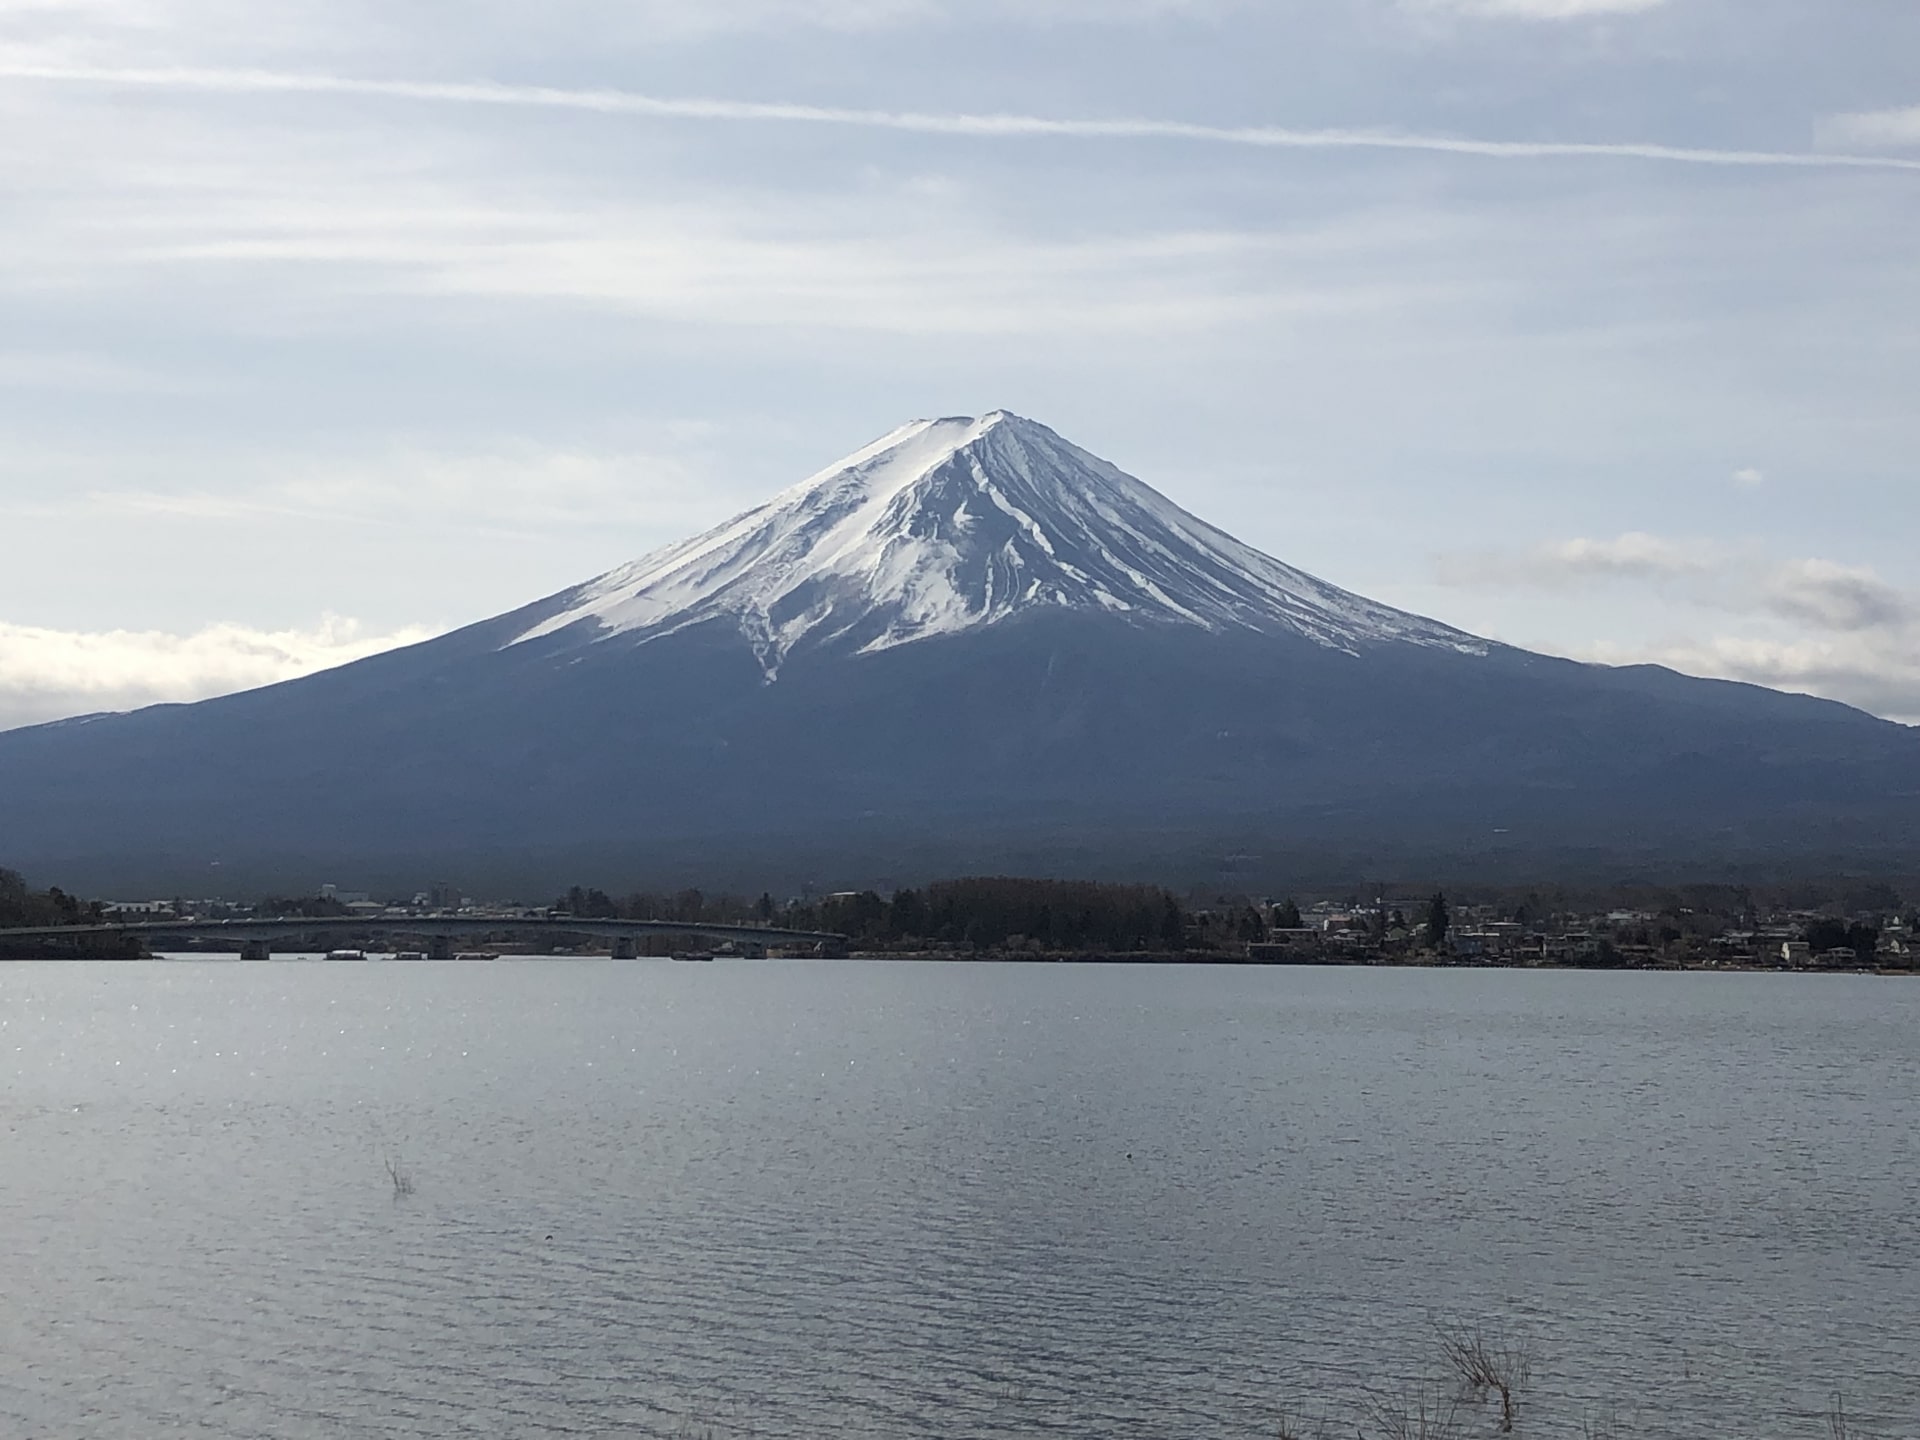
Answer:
611, 937, 637, 960
428, 935, 454, 961
240, 938, 270, 961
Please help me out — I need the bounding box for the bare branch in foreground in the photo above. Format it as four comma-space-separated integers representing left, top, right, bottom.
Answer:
1438, 1324, 1535, 1434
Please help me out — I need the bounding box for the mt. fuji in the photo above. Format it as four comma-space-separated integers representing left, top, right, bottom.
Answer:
2, 414, 1916, 894
509, 412, 1480, 674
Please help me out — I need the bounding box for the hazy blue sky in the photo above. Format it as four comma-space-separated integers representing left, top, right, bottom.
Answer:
1, 0, 1916, 728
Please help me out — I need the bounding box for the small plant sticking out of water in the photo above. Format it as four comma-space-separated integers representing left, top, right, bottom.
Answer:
1363, 1384, 1467, 1440
1285, 1329, 1879, 1439
1274, 1403, 1334, 1440
1828, 1391, 1874, 1440
384, 1153, 415, 1199
1438, 1324, 1534, 1434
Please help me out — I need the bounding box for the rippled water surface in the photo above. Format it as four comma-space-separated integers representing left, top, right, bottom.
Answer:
2, 960, 1917, 1438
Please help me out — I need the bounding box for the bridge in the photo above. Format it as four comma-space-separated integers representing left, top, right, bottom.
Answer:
0, 915, 847, 960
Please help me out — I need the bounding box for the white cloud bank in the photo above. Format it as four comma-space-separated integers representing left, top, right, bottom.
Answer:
1583, 634, 1920, 727
0, 615, 438, 732
1435, 535, 1920, 723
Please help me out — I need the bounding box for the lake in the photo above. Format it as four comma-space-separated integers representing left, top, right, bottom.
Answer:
2, 960, 1915, 1438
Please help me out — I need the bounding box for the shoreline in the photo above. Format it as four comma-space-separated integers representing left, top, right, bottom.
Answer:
4, 949, 1912, 977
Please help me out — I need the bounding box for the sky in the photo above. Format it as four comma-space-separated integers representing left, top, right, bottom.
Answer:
1, 0, 1916, 729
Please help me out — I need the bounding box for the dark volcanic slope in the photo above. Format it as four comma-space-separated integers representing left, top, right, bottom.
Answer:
3, 414, 1916, 893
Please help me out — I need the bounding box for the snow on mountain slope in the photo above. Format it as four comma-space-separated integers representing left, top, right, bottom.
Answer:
511, 411, 1488, 676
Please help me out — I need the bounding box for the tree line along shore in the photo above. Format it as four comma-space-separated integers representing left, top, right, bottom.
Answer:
5, 868, 1916, 970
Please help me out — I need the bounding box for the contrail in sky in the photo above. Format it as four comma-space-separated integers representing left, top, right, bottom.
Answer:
5, 60, 1919, 173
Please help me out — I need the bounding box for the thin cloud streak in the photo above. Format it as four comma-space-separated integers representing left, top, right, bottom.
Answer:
7, 61, 1920, 174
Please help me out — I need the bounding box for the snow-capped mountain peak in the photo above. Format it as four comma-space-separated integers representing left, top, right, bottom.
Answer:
510, 411, 1485, 675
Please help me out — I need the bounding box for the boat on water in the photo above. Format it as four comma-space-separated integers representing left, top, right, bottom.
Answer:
324, 949, 366, 962
395, 950, 427, 962
454, 951, 496, 962
672, 952, 715, 963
